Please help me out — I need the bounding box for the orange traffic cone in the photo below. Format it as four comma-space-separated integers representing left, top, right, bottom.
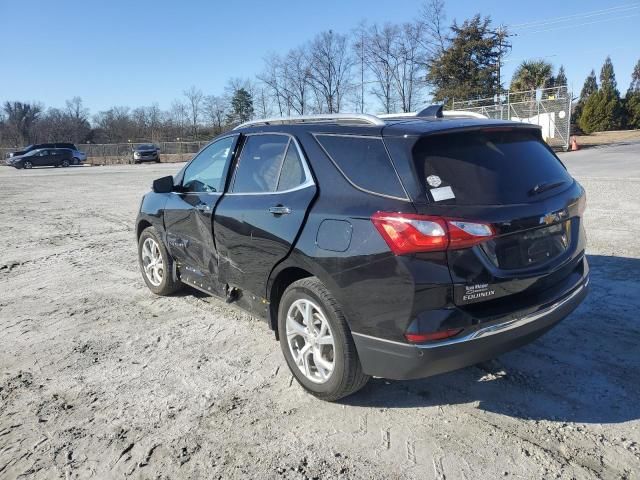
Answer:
570, 136, 580, 151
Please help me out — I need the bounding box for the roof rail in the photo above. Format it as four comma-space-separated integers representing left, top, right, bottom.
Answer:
233, 113, 385, 130
378, 108, 487, 120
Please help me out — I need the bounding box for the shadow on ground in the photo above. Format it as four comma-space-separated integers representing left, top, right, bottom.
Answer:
342, 254, 640, 425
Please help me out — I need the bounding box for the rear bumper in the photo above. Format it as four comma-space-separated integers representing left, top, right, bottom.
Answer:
352, 275, 589, 380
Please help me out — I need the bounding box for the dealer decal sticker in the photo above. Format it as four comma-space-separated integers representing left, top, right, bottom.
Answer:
463, 283, 496, 302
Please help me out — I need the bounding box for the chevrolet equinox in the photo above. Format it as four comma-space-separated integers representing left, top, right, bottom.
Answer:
135, 106, 589, 401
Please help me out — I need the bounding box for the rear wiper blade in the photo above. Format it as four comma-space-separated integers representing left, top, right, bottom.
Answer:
528, 180, 566, 196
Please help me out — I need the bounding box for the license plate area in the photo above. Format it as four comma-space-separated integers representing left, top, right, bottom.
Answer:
481, 220, 571, 270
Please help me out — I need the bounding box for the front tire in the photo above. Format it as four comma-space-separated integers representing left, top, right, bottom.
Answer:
278, 277, 370, 401
138, 227, 182, 295
23, 161, 33, 169
62, 159, 70, 167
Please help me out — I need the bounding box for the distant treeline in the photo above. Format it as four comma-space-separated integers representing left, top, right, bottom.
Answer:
1, 1, 639, 147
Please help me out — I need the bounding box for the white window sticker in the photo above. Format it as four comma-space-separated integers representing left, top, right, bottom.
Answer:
430, 186, 455, 201
426, 175, 442, 187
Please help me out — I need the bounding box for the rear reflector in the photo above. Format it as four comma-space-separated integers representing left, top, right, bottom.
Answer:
405, 328, 463, 343
371, 212, 494, 255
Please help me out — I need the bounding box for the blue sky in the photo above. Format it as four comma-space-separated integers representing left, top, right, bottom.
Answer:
1, 0, 638, 113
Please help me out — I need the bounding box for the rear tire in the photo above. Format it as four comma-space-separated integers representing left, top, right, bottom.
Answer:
138, 227, 182, 295
278, 277, 370, 401
62, 159, 70, 167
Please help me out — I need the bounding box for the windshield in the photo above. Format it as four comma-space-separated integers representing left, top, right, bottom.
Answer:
137, 144, 156, 150
412, 129, 573, 205
24, 150, 39, 157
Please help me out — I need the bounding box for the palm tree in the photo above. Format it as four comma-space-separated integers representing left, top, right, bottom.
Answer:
510, 60, 554, 94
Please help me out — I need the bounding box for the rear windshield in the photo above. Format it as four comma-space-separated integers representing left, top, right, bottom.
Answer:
413, 129, 573, 205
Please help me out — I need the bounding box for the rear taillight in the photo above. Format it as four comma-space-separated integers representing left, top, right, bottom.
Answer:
405, 328, 463, 343
371, 212, 494, 255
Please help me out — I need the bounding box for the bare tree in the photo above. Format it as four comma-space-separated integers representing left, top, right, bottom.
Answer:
254, 86, 272, 118
258, 54, 289, 116
2, 101, 43, 145
183, 86, 203, 140
131, 107, 149, 140
92, 106, 133, 143
282, 47, 311, 114
203, 95, 228, 134
362, 24, 399, 113
419, 0, 447, 58
307, 30, 354, 113
145, 103, 162, 142
170, 100, 188, 140
389, 22, 426, 112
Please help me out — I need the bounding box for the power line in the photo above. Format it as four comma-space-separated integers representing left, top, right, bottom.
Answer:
514, 12, 640, 35
510, 2, 639, 29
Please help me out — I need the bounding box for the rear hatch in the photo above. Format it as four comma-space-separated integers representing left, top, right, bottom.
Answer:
397, 125, 587, 316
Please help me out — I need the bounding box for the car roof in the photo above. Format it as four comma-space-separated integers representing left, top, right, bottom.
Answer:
234, 115, 540, 138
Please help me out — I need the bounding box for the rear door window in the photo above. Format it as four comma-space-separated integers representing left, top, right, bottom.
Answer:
232, 135, 289, 193
315, 135, 407, 199
413, 129, 573, 205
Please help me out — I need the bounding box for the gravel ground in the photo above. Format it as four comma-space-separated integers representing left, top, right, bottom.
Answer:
1, 144, 639, 479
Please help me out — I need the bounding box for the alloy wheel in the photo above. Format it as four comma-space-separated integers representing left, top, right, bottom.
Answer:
24, 161, 33, 169
286, 298, 335, 384
141, 237, 164, 286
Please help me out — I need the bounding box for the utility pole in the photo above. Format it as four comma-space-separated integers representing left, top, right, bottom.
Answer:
492, 25, 512, 106
360, 29, 365, 113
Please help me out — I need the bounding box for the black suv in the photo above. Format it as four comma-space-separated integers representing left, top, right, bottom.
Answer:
6, 147, 75, 169
7, 142, 77, 158
136, 107, 588, 401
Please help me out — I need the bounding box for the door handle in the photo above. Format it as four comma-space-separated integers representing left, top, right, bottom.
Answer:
195, 203, 211, 212
269, 205, 291, 215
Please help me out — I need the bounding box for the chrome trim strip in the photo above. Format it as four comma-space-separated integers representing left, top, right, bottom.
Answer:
351, 331, 414, 348
352, 278, 588, 350
418, 280, 587, 349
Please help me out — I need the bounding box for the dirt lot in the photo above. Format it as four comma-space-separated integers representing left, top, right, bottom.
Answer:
574, 129, 640, 148
1, 145, 639, 479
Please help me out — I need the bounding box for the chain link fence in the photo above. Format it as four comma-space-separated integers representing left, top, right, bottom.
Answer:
452, 86, 572, 150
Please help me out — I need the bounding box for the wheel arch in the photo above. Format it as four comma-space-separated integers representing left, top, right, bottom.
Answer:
266, 252, 350, 339
267, 266, 314, 338
136, 219, 153, 240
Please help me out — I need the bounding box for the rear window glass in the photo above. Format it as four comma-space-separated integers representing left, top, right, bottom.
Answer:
413, 129, 573, 205
315, 135, 406, 199
232, 135, 289, 193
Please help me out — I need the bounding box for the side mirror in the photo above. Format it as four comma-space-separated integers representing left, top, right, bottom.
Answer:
152, 175, 175, 193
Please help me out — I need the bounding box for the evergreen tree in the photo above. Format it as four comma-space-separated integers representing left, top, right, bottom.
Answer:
427, 15, 508, 103
599, 56, 618, 91
227, 88, 254, 124
555, 65, 567, 87
579, 70, 599, 100
624, 59, 640, 129
578, 57, 623, 133
573, 70, 597, 130
628, 59, 640, 94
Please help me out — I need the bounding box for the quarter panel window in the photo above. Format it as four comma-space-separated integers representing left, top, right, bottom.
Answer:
315, 135, 406, 199
182, 136, 235, 193
277, 143, 306, 191
232, 135, 289, 193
